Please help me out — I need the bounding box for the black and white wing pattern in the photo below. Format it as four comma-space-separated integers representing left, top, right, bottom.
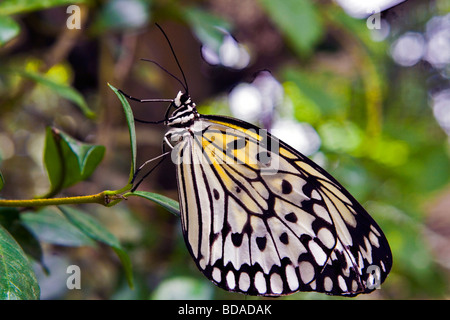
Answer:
170, 114, 392, 297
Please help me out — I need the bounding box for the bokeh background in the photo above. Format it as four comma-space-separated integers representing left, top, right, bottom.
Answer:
1, 0, 450, 299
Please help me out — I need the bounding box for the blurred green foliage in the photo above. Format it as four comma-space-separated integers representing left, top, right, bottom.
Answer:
0, 0, 449, 300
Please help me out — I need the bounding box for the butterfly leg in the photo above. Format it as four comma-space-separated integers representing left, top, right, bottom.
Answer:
131, 151, 171, 191
118, 89, 173, 103
130, 132, 176, 191
119, 89, 175, 124
163, 134, 175, 149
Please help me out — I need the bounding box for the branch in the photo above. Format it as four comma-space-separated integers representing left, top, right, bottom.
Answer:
0, 190, 127, 208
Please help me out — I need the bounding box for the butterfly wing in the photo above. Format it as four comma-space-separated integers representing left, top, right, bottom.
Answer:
171, 115, 392, 296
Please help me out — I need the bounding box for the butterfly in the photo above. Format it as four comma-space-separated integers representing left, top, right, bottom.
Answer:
121, 24, 392, 297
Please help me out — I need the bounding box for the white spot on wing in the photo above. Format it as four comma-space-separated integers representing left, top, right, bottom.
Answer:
199, 258, 206, 270
223, 233, 250, 269
338, 275, 347, 292
313, 204, 332, 224
311, 190, 321, 200
308, 240, 328, 266
317, 228, 335, 249
285, 264, 299, 291
238, 272, 250, 292
299, 261, 315, 284
212, 267, 222, 283
255, 271, 266, 294
369, 231, 380, 248
210, 234, 223, 265
270, 273, 284, 294
352, 280, 358, 291
324, 277, 333, 292
226, 270, 236, 290
371, 224, 381, 237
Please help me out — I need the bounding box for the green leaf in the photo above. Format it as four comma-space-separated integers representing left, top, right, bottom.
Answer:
109, 83, 136, 184
0, 15, 20, 46
0, 171, 4, 191
257, 0, 323, 56
282, 68, 341, 117
13, 69, 95, 119
0, 224, 40, 300
58, 206, 133, 288
0, 0, 86, 15
0, 208, 45, 271
43, 127, 105, 196
58, 129, 106, 182
43, 127, 63, 196
21, 208, 96, 247
126, 191, 180, 217
184, 7, 232, 52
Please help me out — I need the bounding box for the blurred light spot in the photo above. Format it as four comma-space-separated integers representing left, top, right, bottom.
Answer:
201, 46, 221, 65
390, 32, 425, 67
335, 0, 406, 18
201, 32, 250, 69
46, 63, 71, 84
424, 14, 450, 70
114, 0, 148, 28
101, 0, 149, 30
25, 58, 43, 72
0, 134, 15, 160
151, 277, 213, 300
229, 84, 261, 121
26, 132, 46, 177
228, 71, 283, 123
431, 89, 450, 135
271, 119, 321, 156
370, 19, 390, 42
253, 71, 284, 114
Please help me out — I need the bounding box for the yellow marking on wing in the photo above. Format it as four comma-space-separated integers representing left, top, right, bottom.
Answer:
202, 130, 227, 150
280, 147, 298, 159
211, 161, 233, 189
200, 138, 234, 188
202, 130, 262, 169
206, 120, 262, 141
295, 161, 329, 181
320, 180, 352, 205
231, 142, 259, 169
320, 189, 354, 246
322, 188, 357, 228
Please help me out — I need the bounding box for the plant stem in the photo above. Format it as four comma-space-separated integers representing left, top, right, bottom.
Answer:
0, 191, 119, 208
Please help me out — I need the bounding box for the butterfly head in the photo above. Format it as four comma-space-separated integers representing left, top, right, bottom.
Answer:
174, 91, 192, 108
167, 91, 198, 127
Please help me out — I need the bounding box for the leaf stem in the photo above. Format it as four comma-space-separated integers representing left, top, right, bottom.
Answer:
0, 191, 126, 208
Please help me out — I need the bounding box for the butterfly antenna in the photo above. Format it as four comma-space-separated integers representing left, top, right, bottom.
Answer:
140, 58, 187, 93
155, 23, 189, 94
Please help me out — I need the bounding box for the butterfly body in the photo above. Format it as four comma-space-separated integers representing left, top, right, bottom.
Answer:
163, 91, 392, 297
